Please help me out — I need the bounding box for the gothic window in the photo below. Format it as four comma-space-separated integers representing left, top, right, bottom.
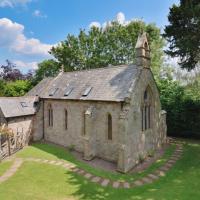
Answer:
141, 87, 152, 131
48, 104, 53, 127
64, 109, 68, 130
108, 113, 112, 140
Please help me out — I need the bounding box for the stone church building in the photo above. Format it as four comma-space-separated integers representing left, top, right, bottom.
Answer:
0, 33, 166, 173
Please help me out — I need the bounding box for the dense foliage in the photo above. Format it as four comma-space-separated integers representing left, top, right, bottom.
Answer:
50, 21, 164, 78
158, 78, 200, 138
163, 0, 200, 70
0, 60, 33, 97
31, 59, 60, 85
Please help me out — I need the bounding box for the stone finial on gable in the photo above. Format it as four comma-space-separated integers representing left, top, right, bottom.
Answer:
135, 32, 150, 68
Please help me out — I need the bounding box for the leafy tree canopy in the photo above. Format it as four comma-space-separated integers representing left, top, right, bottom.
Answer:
31, 59, 60, 85
1, 80, 31, 97
164, 0, 200, 70
0, 60, 33, 81
50, 21, 164, 78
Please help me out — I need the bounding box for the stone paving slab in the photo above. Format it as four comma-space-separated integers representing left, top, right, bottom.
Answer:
101, 179, 110, 187
77, 169, 85, 175
55, 161, 63, 166
147, 174, 159, 180
160, 166, 170, 172
141, 177, 153, 184
113, 181, 120, 188
133, 180, 144, 186
84, 173, 93, 179
49, 160, 56, 164
91, 176, 101, 183
123, 182, 130, 188
155, 170, 166, 177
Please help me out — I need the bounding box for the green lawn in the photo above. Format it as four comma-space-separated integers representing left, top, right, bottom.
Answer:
0, 139, 200, 200
15, 142, 175, 182
0, 160, 13, 176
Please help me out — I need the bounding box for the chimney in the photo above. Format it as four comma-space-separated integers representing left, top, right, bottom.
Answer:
135, 32, 150, 68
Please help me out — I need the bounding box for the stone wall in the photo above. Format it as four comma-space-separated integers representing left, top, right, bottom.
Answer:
7, 116, 33, 144
43, 99, 121, 162
117, 68, 166, 172
0, 108, 7, 126
32, 69, 166, 173
32, 101, 44, 141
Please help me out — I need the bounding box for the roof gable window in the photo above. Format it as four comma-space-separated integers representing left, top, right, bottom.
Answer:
82, 87, 92, 97
20, 102, 28, 107
49, 88, 59, 96
64, 87, 73, 96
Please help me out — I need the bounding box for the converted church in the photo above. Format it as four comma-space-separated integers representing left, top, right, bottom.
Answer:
0, 33, 166, 173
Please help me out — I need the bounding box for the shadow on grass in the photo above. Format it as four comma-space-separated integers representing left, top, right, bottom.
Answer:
63, 170, 148, 200
22, 141, 177, 183
17, 140, 200, 200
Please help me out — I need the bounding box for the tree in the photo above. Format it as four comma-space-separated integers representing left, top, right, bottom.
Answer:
163, 0, 200, 70
0, 60, 33, 81
50, 21, 164, 78
0, 80, 6, 96
3, 80, 32, 97
32, 59, 60, 85
0, 60, 23, 81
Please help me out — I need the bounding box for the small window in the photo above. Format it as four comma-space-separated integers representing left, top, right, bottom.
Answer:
108, 113, 112, 140
64, 87, 73, 96
49, 88, 59, 96
48, 104, 53, 127
83, 111, 86, 135
64, 109, 68, 130
82, 86, 92, 97
20, 102, 28, 107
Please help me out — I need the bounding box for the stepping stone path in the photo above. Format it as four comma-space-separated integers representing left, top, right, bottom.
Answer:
0, 158, 23, 184
0, 139, 183, 189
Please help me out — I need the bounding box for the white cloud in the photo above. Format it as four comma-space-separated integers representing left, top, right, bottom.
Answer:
0, 18, 53, 56
0, 0, 32, 7
89, 12, 141, 29
14, 60, 38, 70
89, 21, 101, 29
33, 9, 47, 18
116, 12, 125, 25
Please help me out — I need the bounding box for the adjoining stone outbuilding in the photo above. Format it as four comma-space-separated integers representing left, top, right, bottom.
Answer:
25, 32, 167, 173
0, 96, 38, 144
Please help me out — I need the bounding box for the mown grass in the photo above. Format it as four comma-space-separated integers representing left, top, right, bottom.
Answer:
0, 160, 13, 176
16, 142, 175, 182
0, 139, 199, 200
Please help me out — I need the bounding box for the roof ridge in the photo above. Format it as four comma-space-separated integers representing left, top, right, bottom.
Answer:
62, 64, 135, 74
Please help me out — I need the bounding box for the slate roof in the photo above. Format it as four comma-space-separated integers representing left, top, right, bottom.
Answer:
0, 96, 38, 118
27, 65, 142, 102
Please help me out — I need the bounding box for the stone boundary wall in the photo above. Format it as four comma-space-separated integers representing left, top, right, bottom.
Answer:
0, 126, 31, 161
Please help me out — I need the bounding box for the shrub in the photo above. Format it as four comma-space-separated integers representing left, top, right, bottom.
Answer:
157, 78, 200, 139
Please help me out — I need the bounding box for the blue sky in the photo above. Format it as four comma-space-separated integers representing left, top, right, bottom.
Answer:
0, 0, 179, 72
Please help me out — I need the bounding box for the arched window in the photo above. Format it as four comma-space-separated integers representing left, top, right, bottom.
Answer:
108, 113, 112, 140
48, 104, 53, 127
141, 87, 152, 131
64, 109, 68, 130
83, 111, 86, 136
